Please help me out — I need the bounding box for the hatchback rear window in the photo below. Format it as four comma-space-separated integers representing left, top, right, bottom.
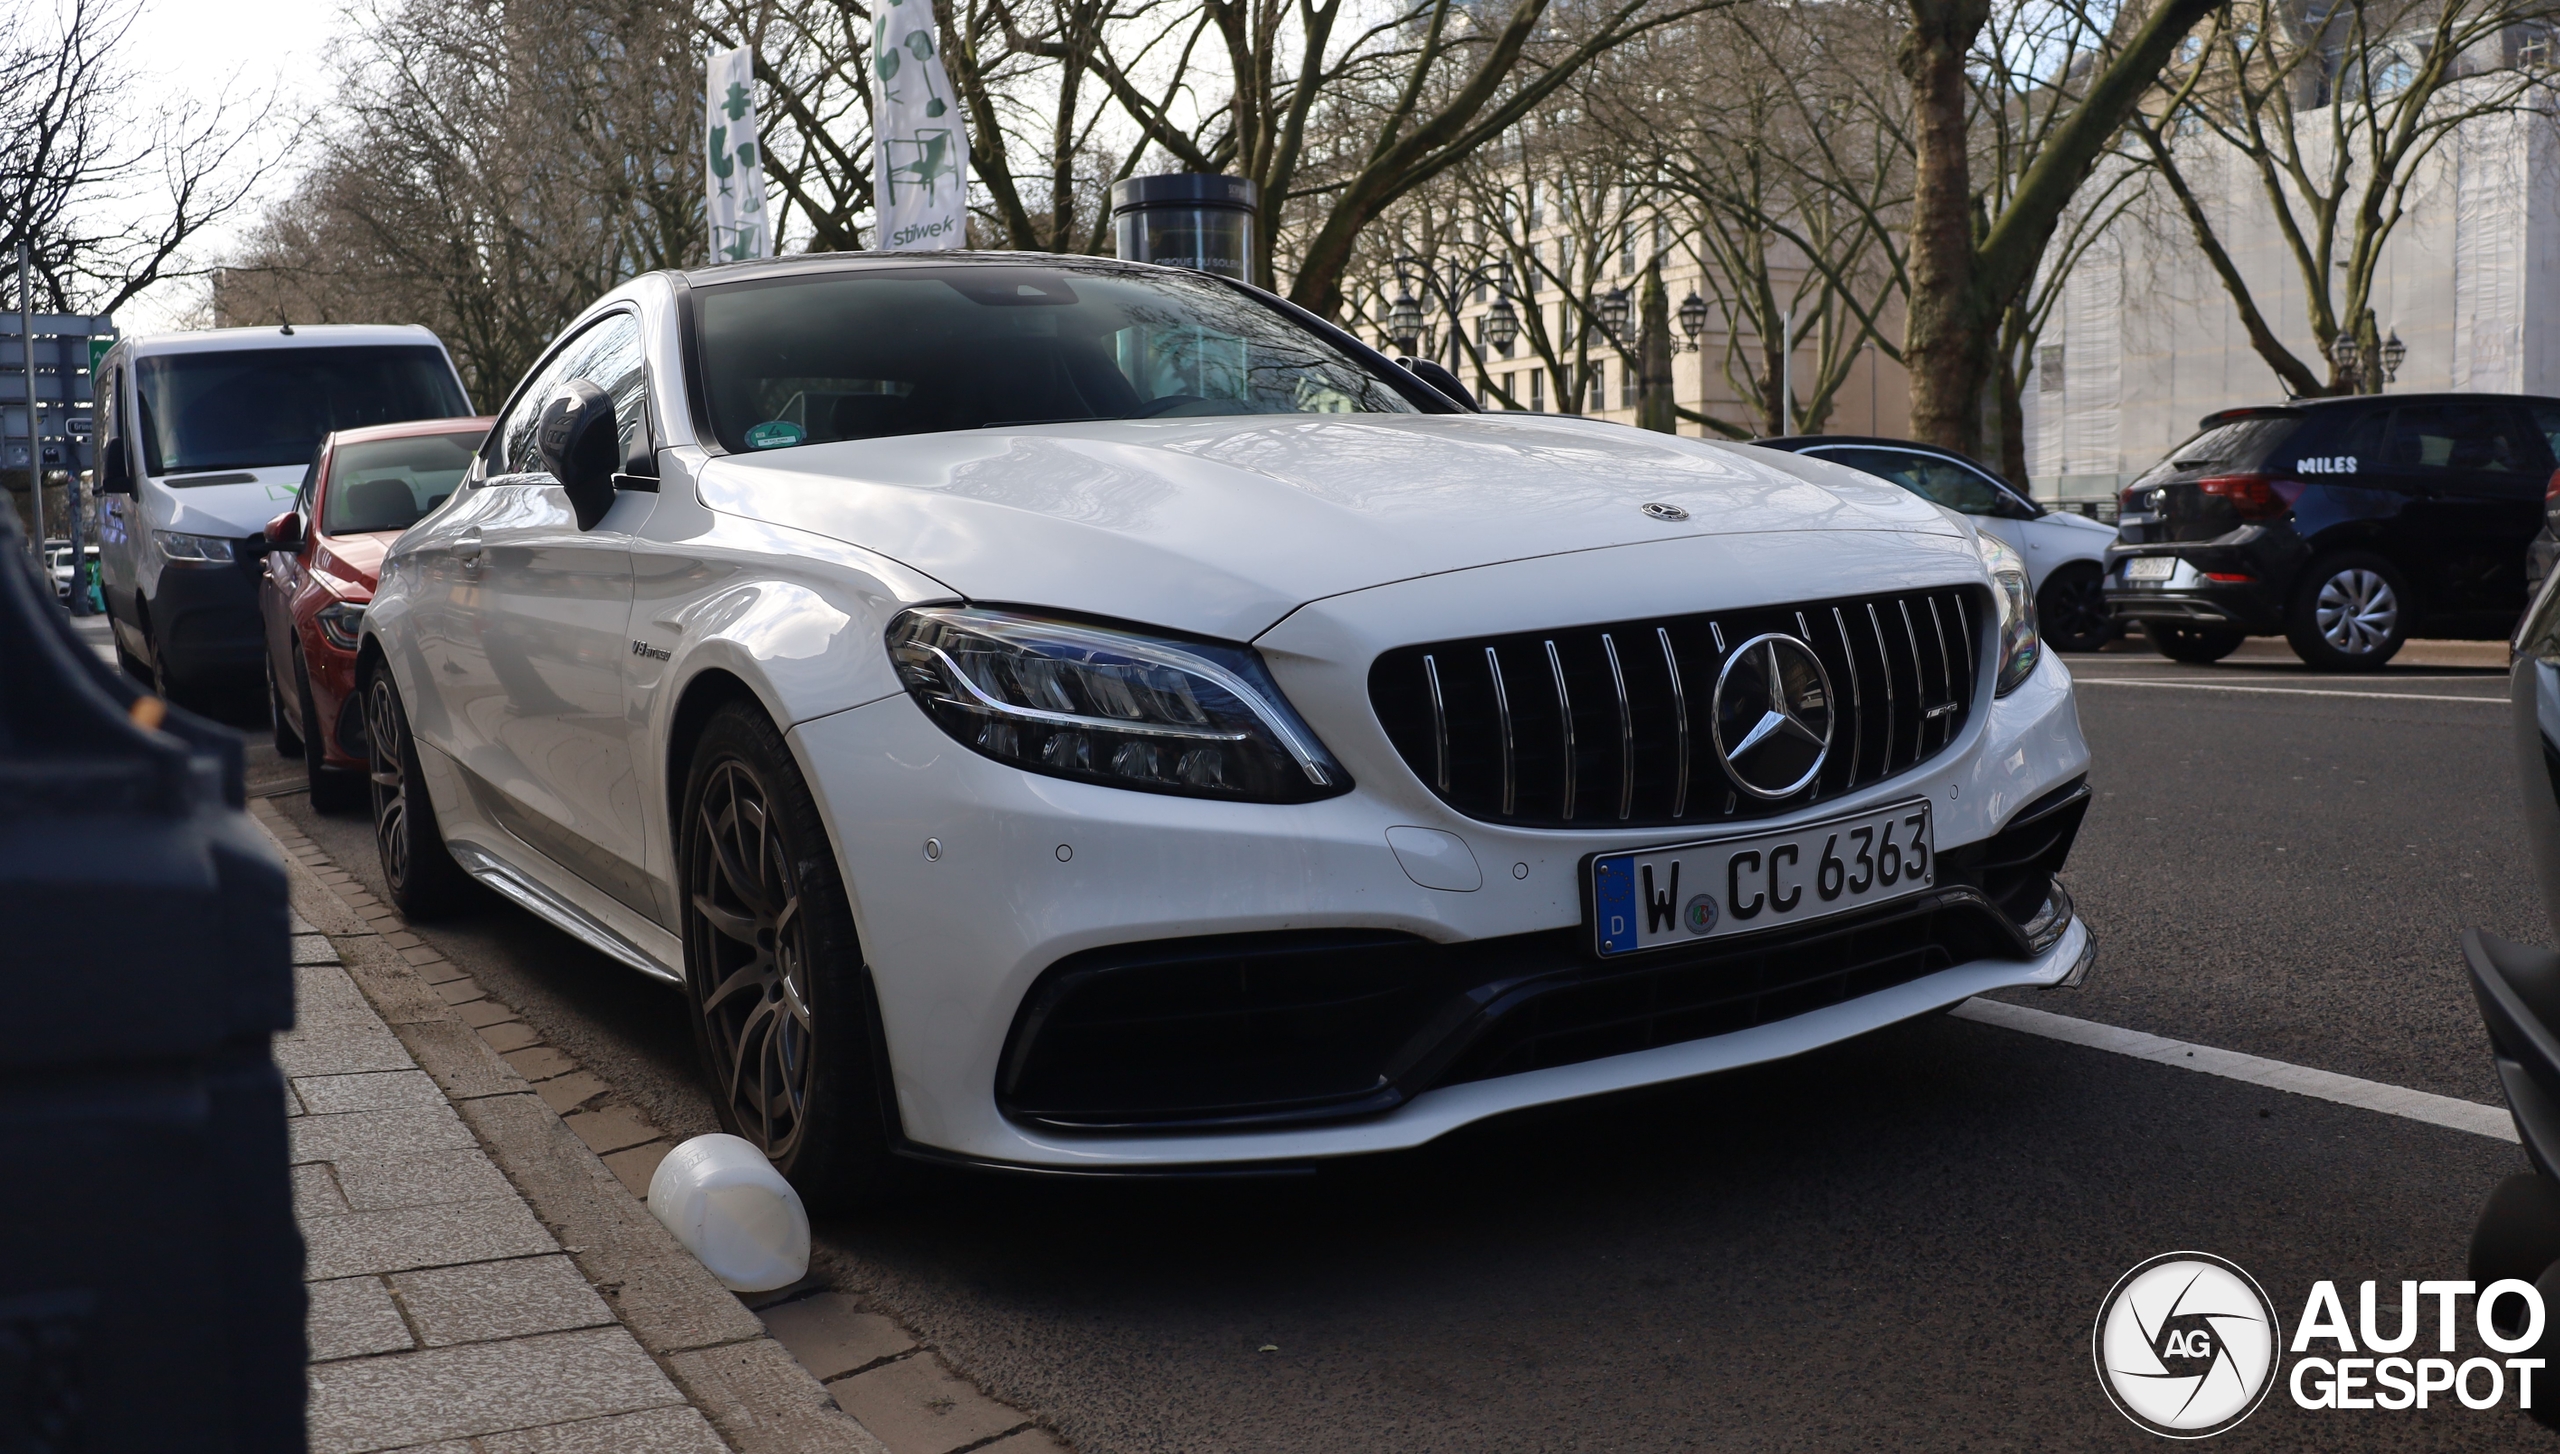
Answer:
690, 264, 1418, 453
323, 431, 482, 534
2159, 416, 2298, 473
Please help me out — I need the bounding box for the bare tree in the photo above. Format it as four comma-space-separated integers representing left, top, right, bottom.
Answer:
0, 0, 278, 314
221, 0, 700, 403
1897, 0, 2218, 458
2134, 0, 2560, 397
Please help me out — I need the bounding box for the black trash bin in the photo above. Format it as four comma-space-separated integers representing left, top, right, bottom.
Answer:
0, 503, 301, 1447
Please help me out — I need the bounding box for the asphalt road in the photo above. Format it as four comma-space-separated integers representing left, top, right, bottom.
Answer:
255, 640, 2549, 1452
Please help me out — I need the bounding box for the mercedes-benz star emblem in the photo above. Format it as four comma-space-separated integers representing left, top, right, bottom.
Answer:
1641, 502, 1689, 521
1710, 633, 1835, 799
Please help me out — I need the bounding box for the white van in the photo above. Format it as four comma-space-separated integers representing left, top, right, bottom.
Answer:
93, 325, 472, 700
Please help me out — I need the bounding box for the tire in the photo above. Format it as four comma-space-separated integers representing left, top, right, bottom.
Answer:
298, 647, 365, 814
678, 703, 897, 1210
2035, 563, 2114, 653
362, 661, 471, 917
2286, 551, 2410, 671
2147, 624, 2245, 664
269, 658, 305, 756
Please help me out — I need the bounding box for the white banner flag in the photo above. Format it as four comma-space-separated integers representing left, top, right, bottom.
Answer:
705, 46, 772, 262
870, 0, 969, 250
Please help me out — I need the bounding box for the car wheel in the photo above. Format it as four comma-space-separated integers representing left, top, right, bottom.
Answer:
679, 703, 897, 1210
298, 647, 365, 814
2147, 624, 2246, 664
362, 662, 471, 916
2286, 552, 2410, 671
269, 659, 305, 756
2035, 563, 2113, 653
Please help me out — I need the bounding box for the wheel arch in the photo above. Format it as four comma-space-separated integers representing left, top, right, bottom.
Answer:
664, 667, 773, 831
2299, 524, 2430, 614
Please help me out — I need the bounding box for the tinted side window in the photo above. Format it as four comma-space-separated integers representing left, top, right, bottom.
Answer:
1823, 447, 2009, 516
2530, 403, 2560, 463
2383, 403, 2529, 473
494, 313, 649, 478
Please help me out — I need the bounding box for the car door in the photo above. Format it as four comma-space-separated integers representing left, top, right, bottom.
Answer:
1808, 445, 2056, 587
432, 312, 659, 916
261, 450, 323, 698
93, 357, 143, 649
2372, 401, 2544, 616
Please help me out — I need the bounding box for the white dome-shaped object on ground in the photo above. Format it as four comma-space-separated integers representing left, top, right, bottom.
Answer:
646, 1134, 810, 1292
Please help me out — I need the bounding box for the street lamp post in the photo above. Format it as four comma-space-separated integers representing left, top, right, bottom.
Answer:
2328, 330, 2363, 395
2380, 329, 2406, 388
1390, 255, 1521, 405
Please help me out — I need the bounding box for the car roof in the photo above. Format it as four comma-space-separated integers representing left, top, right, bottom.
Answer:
325, 416, 494, 448
676, 249, 1190, 289
117, 323, 448, 357
2198, 393, 2560, 430
1754, 433, 1986, 458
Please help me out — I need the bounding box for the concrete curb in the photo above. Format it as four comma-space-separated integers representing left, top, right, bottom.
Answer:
252, 802, 890, 1454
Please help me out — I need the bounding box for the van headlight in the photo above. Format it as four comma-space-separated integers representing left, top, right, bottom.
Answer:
1977, 531, 2040, 696
887, 608, 1350, 802
154, 530, 236, 564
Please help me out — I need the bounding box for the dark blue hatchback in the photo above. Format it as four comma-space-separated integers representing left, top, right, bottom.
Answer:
2104, 394, 2556, 669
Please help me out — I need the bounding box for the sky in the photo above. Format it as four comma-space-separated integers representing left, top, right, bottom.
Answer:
113, 0, 349, 330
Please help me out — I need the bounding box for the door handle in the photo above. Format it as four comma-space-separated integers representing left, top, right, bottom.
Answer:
456, 532, 483, 579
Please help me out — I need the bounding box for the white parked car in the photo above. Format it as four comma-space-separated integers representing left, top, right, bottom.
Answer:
356, 255, 2094, 1201
90, 324, 472, 702
1756, 435, 2123, 653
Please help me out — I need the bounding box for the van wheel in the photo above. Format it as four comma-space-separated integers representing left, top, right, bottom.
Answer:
2287, 552, 2409, 671
362, 663, 471, 916
2147, 625, 2245, 664
2036, 563, 2114, 653
679, 703, 898, 1211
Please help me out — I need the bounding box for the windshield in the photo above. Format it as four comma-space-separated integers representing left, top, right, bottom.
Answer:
322, 430, 483, 535
136, 345, 470, 475
692, 264, 1419, 453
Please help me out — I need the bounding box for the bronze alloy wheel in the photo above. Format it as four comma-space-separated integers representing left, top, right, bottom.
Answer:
363, 665, 468, 915
677, 702, 893, 1206
685, 758, 819, 1160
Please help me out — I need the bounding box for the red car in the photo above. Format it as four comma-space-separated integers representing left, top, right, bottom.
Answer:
260, 415, 492, 809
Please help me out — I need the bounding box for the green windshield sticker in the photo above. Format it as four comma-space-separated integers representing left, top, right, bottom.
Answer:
745, 420, 806, 449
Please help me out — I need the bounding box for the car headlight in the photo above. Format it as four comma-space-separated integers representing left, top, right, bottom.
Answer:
154, 529, 236, 563
315, 601, 367, 652
1976, 530, 2040, 696
888, 607, 1350, 802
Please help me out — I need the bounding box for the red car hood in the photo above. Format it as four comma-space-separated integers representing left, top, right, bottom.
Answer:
314, 531, 393, 593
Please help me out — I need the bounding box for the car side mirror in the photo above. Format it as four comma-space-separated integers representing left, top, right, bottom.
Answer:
100, 441, 133, 496
263, 510, 303, 551
1396, 357, 1481, 412
535, 378, 620, 529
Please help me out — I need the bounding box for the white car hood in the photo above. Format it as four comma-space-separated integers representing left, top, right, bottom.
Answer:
696, 412, 1961, 639
154, 466, 307, 536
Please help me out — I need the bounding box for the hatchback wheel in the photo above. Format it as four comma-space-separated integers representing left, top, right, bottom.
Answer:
2036, 563, 2114, 653
679, 703, 896, 1209
269, 660, 304, 756
2147, 624, 2245, 664
298, 647, 365, 814
363, 663, 470, 916
2286, 552, 2409, 671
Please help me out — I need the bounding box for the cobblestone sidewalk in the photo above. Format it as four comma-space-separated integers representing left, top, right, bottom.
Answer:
260, 804, 886, 1454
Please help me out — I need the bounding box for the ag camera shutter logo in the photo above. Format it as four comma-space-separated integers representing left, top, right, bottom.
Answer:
2094, 1252, 2280, 1438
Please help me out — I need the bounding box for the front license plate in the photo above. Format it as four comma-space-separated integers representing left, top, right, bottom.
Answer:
1590, 801, 1934, 957
2123, 556, 2177, 582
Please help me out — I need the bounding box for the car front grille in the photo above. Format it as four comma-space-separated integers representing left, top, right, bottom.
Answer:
1365, 586, 1984, 830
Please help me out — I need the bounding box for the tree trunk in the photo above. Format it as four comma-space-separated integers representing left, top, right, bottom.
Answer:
1637, 259, 1676, 433
1897, 0, 1992, 456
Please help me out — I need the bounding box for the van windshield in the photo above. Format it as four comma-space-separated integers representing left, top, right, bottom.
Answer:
691, 264, 1419, 453
136, 346, 470, 475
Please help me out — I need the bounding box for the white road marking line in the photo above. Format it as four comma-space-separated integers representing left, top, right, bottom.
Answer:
1951, 997, 2520, 1143
2068, 678, 2503, 704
